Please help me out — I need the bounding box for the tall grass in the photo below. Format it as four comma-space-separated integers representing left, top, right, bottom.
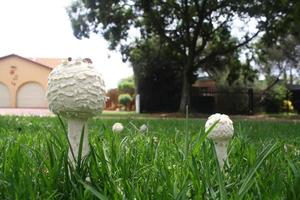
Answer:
0, 116, 299, 199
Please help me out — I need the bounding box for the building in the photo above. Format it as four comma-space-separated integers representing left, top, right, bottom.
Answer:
0, 54, 61, 108
192, 77, 216, 91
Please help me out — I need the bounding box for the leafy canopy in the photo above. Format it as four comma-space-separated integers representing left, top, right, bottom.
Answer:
67, 0, 298, 111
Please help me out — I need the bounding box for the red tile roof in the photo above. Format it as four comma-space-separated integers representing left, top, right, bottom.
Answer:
29, 58, 62, 69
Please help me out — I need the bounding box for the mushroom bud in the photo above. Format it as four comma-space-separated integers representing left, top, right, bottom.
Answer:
46, 58, 106, 162
205, 113, 234, 169
139, 124, 148, 134
112, 122, 124, 133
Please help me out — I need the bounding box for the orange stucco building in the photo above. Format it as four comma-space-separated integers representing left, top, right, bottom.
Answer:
0, 54, 61, 108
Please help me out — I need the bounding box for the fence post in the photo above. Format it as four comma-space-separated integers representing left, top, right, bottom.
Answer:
248, 88, 254, 115
135, 94, 140, 113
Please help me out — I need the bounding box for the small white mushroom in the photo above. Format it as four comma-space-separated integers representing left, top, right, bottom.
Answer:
139, 124, 148, 134
205, 113, 234, 169
47, 58, 106, 163
112, 122, 124, 133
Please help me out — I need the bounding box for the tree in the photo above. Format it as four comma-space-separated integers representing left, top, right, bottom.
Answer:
67, 0, 295, 112
258, 0, 300, 47
255, 35, 300, 88
202, 46, 258, 87
129, 37, 184, 112
118, 76, 135, 95
253, 0, 300, 84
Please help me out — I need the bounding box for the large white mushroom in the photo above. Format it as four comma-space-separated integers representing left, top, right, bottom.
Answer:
47, 58, 106, 162
205, 113, 234, 169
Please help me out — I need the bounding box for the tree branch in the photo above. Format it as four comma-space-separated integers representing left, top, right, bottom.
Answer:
142, 2, 186, 55
198, 29, 261, 65
259, 69, 284, 103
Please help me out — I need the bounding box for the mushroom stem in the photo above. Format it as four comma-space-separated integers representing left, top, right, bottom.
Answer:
67, 118, 89, 163
213, 140, 229, 169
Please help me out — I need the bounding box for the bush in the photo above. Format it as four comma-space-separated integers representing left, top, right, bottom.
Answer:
118, 77, 135, 94
118, 93, 133, 110
264, 84, 289, 113
282, 100, 294, 113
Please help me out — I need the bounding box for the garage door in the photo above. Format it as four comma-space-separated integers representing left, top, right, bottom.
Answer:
17, 82, 47, 108
0, 82, 10, 107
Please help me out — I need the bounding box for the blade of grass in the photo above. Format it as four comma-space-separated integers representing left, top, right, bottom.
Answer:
80, 181, 109, 200
77, 125, 86, 170
201, 120, 220, 145
238, 142, 279, 198
184, 104, 189, 159
57, 115, 76, 163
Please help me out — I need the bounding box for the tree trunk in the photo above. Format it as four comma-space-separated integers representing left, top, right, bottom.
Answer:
179, 67, 191, 113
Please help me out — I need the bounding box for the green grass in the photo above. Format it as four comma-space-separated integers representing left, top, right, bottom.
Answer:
0, 116, 299, 199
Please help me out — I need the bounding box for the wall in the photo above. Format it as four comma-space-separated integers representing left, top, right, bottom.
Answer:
0, 55, 52, 107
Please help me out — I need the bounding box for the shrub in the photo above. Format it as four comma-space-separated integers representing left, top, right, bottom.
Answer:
264, 84, 289, 113
282, 100, 294, 113
118, 77, 135, 94
118, 93, 133, 110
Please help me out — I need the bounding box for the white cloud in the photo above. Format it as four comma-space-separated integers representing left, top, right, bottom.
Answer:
0, 0, 133, 89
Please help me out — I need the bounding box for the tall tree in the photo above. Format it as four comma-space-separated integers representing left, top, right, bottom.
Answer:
129, 37, 183, 112
67, 0, 294, 112
254, 34, 300, 92
254, 0, 300, 85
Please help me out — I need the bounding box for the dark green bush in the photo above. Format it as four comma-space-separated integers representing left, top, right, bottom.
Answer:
264, 84, 289, 113
118, 93, 133, 108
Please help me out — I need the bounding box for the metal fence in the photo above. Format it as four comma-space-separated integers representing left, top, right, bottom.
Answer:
191, 87, 258, 114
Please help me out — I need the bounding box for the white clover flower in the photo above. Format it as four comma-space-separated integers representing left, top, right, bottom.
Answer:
139, 124, 148, 134
205, 113, 234, 169
112, 122, 124, 133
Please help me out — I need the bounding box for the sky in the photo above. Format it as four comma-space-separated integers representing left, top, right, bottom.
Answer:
0, 0, 133, 89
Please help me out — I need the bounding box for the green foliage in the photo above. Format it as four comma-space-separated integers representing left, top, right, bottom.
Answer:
118, 76, 135, 94
254, 35, 300, 84
264, 83, 289, 113
257, 0, 300, 46
283, 100, 294, 113
118, 93, 132, 107
68, 0, 290, 111
0, 116, 300, 199
210, 53, 258, 87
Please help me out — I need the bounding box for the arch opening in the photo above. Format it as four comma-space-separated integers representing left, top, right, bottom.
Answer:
0, 82, 10, 107
17, 82, 47, 108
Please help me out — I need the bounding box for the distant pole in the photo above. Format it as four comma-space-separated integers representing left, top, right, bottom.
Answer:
136, 94, 140, 113
248, 88, 254, 115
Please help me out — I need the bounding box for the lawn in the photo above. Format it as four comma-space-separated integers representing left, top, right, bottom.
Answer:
0, 115, 299, 199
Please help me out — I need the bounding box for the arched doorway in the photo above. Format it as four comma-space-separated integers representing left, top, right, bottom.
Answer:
17, 82, 47, 108
0, 82, 10, 107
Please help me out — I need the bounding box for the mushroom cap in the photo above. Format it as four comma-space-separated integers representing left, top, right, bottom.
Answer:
205, 113, 234, 141
46, 58, 106, 119
112, 122, 124, 133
